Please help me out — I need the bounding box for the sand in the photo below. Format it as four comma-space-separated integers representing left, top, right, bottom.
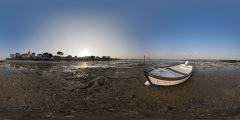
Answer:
0, 60, 239, 119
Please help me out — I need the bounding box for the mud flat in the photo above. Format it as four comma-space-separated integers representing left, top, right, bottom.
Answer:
0, 60, 239, 119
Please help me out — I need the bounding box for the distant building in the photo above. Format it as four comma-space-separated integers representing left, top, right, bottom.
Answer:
37, 54, 42, 59
95, 56, 101, 60
52, 55, 61, 60
19, 51, 33, 60
15, 53, 21, 59
31, 53, 35, 57
10, 54, 15, 59
85, 56, 95, 60
21, 53, 28, 59
102, 56, 111, 60
7, 51, 114, 61
42, 53, 52, 59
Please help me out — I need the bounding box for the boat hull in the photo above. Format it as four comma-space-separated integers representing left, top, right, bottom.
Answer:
146, 73, 192, 86
144, 63, 193, 86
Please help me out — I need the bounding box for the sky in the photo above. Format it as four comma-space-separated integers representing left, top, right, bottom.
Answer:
0, 0, 240, 60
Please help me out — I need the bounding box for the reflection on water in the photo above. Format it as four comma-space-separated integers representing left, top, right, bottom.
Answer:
0, 64, 16, 72
73, 61, 109, 68
0, 63, 35, 72
72, 61, 139, 69
0, 63, 57, 72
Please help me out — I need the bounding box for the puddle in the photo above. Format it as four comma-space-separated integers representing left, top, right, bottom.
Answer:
0, 64, 16, 72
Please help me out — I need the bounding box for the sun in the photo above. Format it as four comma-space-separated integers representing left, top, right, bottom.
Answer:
80, 49, 91, 57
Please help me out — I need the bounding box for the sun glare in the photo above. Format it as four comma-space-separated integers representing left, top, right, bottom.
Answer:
80, 49, 91, 57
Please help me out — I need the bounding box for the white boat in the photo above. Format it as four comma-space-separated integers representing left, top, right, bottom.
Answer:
144, 61, 193, 86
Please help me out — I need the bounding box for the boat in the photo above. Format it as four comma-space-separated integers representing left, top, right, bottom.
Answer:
144, 61, 193, 86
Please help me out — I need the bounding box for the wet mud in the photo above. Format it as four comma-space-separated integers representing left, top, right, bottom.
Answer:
0, 60, 239, 119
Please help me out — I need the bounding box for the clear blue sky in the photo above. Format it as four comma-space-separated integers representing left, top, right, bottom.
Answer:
0, 0, 240, 59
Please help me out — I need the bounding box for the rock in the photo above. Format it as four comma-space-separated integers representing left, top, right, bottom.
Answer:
65, 76, 75, 80
64, 115, 75, 118
115, 97, 120, 101
167, 106, 174, 111
97, 79, 105, 86
108, 108, 116, 112
100, 104, 106, 108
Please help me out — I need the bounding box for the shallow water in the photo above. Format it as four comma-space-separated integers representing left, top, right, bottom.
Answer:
0, 64, 16, 72
0, 60, 137, 71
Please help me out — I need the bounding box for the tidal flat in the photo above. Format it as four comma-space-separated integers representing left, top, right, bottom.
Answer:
0, 60, 239, 119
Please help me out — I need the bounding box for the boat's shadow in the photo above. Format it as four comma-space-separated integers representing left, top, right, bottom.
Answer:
144, 75, 194, 104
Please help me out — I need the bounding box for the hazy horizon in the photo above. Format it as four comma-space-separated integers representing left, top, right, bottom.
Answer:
1, 0, 240, 60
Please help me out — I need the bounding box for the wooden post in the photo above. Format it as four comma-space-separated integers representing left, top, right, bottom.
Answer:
144, 55, 145, 66
146, 56, 148, 65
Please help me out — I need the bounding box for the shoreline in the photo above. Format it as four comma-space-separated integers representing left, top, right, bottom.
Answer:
5, 59, 119, 64
5, 60, 69, 64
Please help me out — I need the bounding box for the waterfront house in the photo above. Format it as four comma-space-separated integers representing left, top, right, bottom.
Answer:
102, 56, 111, 60
37, 54, 42, 59
15, 53, 21, 59
10, 54, 15, 59
42, 53, 52, 59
